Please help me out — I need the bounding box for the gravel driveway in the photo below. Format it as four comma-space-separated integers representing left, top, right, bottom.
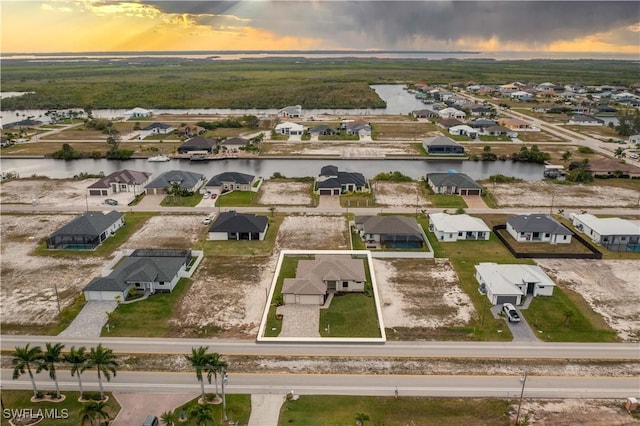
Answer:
59, 301, 117, 337
277, 305, 320, 337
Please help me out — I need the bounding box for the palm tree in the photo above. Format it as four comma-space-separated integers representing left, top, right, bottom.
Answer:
160, 410, 178, 426
80, 400, 110, 426
355, 412, 370, 425
88, 344, 118, 401
185, 346, 210, 402
38, 342, 65, 399
12, 344, 43, 398
65, 346, 89, 400
206, 353, 228, 400
189, 403, 214, 426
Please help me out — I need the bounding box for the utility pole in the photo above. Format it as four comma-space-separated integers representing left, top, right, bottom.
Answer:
515, 371, 528, 425
53, 281, 62, 314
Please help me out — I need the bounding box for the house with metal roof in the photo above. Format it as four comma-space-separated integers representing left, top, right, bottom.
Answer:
278, 105, 302, 118
422, 136, 465, 155
571, 213, 640, 252
475, 262, 556, 305
316, 165, 368, 195
144, 170, 205, 195
47, 211, 124, 249
355, 215, 426, 249
506, 214, 572, 244
207, 212, 269, 241
428, 212, 490, 242
83, 249, 193, 301
87, 170, 151, 197
205, 172, 257, 193
426, 172, 482, 195
282, 255, 366, 305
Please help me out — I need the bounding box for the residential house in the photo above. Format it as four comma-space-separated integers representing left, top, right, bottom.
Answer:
309, 125, 338, 137
282, 255, 366, 305
274, 121, 304, 135
475, 262, 556, 305
629, 134, 640, 145
355, 215, 426, 249
499, 118, 533, 130
426, 172, 482, 195
144, 170, 205, 195
438, 107, 466, 120
316, 165, 368, 195
588, 158, 640, 178
207, 211, 268, 241
138, 122, 174, 140
123, 107, 152, 119
571, 213, 640, 252
278, 105, 302, 118
506, 214, 572, 244
177, 124, 206, 138
83, 249, 193, 301
510, 91, 534, 101
345, 121, 372, 138
412, 109, 439, 119
468, 105, 493, 116
437, 118, 464, 129
567, 114, 604, 126
47, 211, 124, 249
428, 212, 490, 242
87, 169, 151, 196
483, 125, 518, 138
205, 172, 256, 193
423, 136, 465, 155
448, 125, 478, 139
469, 119, 497, 130
221, 137, 249, 148
570, 106, 591, 115
177, 136, 219, 154
499, 82, 525, 94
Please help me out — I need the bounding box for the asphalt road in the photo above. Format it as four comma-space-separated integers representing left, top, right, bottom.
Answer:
2, 336, 638, 360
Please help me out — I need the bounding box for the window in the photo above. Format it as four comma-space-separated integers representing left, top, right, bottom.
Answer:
458, 232, 463, 237
563, 235, 567, 240
120, 184, 127, 189
342, 281, 349, 288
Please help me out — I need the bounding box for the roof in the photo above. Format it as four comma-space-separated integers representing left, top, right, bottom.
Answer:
437, 118, 464, 128
424, 136, 462, 147
318, 165, 367, 189
206, 172, 255, 187
51, 211, 123, 238
475, 262, 556, 296
282, 255, 366, 296
145, 170, 205, 189
355, 215, 424, 236
485, 125, 514, 134
310, 125, 337, 133
569, 114, 604, 123
275, 121, 304, 130
208, 212, 268, 233
179, 136, 218, 150
429, 213, 490, 233
426, 172, 482, 190
124, 107, 151, 115
587, 158, 640, 174
142, 122, 173, 131
279, 105, 302, 114
507, 214, 572, 235
222, 137, 248, 145
87, 170, 151, 189
572, 214, 640, 236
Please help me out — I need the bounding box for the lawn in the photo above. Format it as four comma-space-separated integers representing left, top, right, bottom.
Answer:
173, 394, 251, 426
279, 395, 512, 426
0, 391, 121, 426
495, 229, 595, 254
215, 190, 260, 207
340, 192, 376, 208
371, 122, 437, 140
428, 194, 468, 209
319, 292, 381, 337
161, 193, 203, 207
264, 256, 304, 337
101, 278, 192, 337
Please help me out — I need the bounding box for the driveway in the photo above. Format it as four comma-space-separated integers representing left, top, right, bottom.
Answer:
248, 394, 285, 426
491, 298, 541, 342
59, 301, 117, 337
277, 305, 320, 337
112, 392, 195, 425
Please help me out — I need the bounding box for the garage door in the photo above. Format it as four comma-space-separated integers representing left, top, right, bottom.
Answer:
496, 295, 518, 305
466, 189, 480, 195
299, 295, 321, 305
319, 189, 334, 196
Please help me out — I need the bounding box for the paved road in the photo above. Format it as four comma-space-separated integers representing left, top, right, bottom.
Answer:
2, 336, 638, 360
2, 369, 637, 399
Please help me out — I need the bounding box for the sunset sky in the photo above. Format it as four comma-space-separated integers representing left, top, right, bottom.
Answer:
2, 1, 639, 55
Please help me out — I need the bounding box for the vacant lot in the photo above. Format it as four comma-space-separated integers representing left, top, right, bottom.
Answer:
262, 141, 421, 157
373, 181, 430, 207
120, 214, 203, 249
0, 178, 105, 208
257, 180, 314, 206
536, 259, 640, 341
277, 214, 349, 250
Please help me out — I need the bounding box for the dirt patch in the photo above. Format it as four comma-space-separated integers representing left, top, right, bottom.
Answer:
373, 258, 475, 328
0, 214, 105, 325
264, 141, 420, 157
536, 259, 640, 341
373, 181, 430, 207
257, 180, 313, 206
489, 182, 639, 208
121, 214, 203, 249
277, 214, 349, 250
517, 399, 638, 425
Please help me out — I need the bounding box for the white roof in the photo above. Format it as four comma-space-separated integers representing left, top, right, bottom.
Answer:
275, 122, 304, 131
439, 107, 464, 115
475, 262, 555, 296
449, 125, 477, 133
511, 90, 532, 96
572, 214, 640, 236
429, 213, 490, 233
124, 107, 151, 115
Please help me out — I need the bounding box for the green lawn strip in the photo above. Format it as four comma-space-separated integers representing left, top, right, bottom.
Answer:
214, 190, 260, 207
523, 286, 618, 342
101, 278, 192, 337
279, 395, 511, 426
0, 391, 120, 426
495, 229, 593, 254
173, 394, 250, 426
428, 194, 468, 208
32, 212, 155, 258
161, 193, 203, 207
264, 256, 306, 337
196, 214, 282, 257
1, 294, 86, 336
340, 192, 376, 208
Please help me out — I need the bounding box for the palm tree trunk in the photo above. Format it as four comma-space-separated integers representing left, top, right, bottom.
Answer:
97, 370, 105, 400
214, 374, 219, 397
53, 374, 61, 399
199, 377, 205, 402
77, 373, 85, 400
28, 368, 38, 398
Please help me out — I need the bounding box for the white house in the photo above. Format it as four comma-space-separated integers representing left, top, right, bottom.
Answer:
278, 105, 302, 118
438, 107, 466, 120
510, 91, 534, 101
629, 134, 640, 145
138, 122, 174, 139
568, 115, 604, 126
448, 125, 478, 139
475, 262, 556, 305
506, 214, 573, 244
428, 213, 490, 242
123, 107, 152, 119
571, 213, 640, 252
275, 121, 304, 135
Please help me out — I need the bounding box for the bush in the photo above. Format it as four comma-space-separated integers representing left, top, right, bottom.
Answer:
578, 146, 594, 154
488, 174, 523, 183
373, 171, 412, 182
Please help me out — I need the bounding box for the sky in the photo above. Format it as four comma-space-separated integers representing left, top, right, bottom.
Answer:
1, 1, 639, 55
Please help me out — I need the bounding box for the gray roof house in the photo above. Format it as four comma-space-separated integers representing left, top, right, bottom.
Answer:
145, 170, 205, 195
426, 172, 482, 195
47, 211, 125, 249
221, 137, 249, 146
87, 169, 151, 196
355, 215, 426, 249
506, 214, 573, 244
205, 172, 257, 193
345, 122, 372, 138
567, 114, 605, 126
83, 249, 192, 301
282, 255, 367, 305
475, 262, 556, 305
316, 165, 368, 195
423, 136, 465, 155
177, 136, 219, 154
208, 212, 269, 241
278, 105, 302, 118
309, 125, 338, 136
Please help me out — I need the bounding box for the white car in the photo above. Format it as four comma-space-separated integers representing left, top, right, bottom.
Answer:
203, 216, 212, 225
203, 192, 210, 199
502, 303, 521, 323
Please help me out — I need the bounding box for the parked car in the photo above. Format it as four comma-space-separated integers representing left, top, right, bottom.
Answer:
211, 193, 218, 199
203, 215, 213, 225
502, 303, 521, 323
142, 416, 158, 426
203, 192, 210, 199
105, 198, 118, 206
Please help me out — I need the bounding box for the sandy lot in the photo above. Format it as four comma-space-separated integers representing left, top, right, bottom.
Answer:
264, 141, 420, 157
373, 181, 430, 207
518, 399, 638, 425
536, 259, 640, 342
120, 214, 203, 249
490, 181, 639, 208
374, 258, 475, 328
0, 214, 105, 325
277, 215, 349, 250
256, 180, 314, 206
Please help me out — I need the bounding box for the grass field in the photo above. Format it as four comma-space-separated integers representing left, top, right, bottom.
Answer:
215, 190, 259, 207
161, 193, 203, 207
174, 394, 251, 426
